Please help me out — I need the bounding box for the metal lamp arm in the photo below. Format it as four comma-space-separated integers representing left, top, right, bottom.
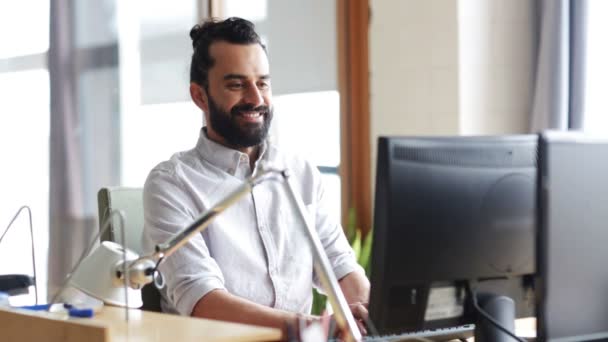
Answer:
280, 171, 362, 342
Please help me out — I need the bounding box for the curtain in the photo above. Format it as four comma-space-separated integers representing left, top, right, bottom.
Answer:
48, 0, 97, 300
531, 0, 588, 131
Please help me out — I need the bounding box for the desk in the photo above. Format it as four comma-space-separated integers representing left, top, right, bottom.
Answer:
0, 306, 537, 342
0, 306, 281, 342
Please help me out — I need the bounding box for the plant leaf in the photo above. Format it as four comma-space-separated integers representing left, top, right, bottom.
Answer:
359, 230, 373, 276
351, 228, 362, 260
311, 289, 327, 315
347, 207, 357, 242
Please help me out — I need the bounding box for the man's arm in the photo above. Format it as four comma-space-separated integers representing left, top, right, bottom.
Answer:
192, 274, 370, 340
191, 289, 302, 340
339, 271, 370, 305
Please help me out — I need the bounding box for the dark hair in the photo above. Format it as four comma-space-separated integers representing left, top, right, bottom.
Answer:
189, 17, 266, 88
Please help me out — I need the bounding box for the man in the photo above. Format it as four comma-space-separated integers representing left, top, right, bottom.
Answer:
142, 17, 369, 338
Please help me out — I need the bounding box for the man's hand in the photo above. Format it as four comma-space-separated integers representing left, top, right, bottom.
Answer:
349, 301, 369, 336
318, 301, 369, 339
338, 270, 371, 336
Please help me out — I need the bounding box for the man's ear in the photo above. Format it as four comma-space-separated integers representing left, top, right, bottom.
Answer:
190, 82, 209, 113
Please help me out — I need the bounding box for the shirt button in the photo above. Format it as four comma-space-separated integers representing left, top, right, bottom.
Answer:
240, 155, 247, 162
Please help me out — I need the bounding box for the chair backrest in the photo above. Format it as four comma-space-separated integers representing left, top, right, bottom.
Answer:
97, 187, 162, 312
97, 187, 145, 254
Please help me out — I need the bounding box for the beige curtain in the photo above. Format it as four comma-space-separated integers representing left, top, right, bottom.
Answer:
47, 0, 112, 299
531, 0, 588, 131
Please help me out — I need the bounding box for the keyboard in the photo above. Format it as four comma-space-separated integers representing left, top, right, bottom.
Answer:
362, 324, 475, 342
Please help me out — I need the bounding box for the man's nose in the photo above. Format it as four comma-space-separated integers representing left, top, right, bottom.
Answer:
243, 85, 265, 108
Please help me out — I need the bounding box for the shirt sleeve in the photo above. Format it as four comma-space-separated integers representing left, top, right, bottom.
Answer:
142, 166, 226, 316
310, 168, 366, 290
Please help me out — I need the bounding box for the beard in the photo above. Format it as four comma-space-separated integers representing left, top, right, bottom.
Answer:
207, 95, 273, 148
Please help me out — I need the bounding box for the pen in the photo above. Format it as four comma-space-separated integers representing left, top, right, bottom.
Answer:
18, 303, 94, 318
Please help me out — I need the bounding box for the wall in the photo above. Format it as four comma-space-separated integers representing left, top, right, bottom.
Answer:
369, 0, 537, 193
370, 0, 460, 139
458, 0, 537, 134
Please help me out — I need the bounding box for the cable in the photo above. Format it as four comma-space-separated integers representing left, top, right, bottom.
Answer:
466, 282, 526, 342
0, 205, 38, 304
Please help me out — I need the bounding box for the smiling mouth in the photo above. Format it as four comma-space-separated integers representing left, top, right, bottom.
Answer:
241, 112, 262, 118
237, 111, 265, 123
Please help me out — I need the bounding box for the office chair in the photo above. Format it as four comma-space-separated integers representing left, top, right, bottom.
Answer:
97, 187, 162, 312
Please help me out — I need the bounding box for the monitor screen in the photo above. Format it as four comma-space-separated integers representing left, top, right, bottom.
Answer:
537, 132, 608, 341
369, 135, 537, 335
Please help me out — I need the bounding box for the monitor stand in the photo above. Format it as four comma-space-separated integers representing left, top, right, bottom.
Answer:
474, 293, 517, 342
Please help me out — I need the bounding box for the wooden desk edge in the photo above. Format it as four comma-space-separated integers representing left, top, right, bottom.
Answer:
0, 306, 282, 342
0, 307, 108, 342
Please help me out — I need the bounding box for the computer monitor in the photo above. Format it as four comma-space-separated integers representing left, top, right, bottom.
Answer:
369, 135, 537, 340
537, 132, 608, 341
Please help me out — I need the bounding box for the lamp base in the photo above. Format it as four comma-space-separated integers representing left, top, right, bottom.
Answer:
57, 287, 104, 312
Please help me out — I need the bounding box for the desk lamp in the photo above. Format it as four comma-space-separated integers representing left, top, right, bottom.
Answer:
49, 209, 142, 311
63, 165, 362, 342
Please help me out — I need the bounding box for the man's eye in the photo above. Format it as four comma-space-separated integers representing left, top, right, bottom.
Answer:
227, 83, 244, 89
258, 82, 270, 90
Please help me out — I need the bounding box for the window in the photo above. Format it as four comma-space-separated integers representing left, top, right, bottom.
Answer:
121, 102, 201, 186
0, 1, 49, 58
118, 1, 200, 186
0, 1, 50, 305
583, 0, 608, 135
272, 91, 341, 219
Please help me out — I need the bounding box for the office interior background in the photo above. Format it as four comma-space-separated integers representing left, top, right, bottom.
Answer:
0, 0, 607, 306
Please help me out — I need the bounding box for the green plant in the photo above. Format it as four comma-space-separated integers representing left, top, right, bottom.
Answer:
311, 288, 327, 316
346, 207, 373, 277
310, 208, 373, 315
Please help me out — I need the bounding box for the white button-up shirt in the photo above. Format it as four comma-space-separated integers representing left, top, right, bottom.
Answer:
142, 129, 363, 316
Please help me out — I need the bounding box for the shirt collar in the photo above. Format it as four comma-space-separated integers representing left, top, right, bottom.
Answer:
195, 128, 268, 176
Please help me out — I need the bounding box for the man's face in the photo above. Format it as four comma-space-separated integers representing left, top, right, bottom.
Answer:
200, 41, 273, 148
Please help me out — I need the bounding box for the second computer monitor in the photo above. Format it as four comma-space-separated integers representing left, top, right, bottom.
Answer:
537, 132, 608, 341
369, 135, 537, 335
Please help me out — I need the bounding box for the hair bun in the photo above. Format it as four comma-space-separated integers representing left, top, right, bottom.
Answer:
189, 24, 203, 49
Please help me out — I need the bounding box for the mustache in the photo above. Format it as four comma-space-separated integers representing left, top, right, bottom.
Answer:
231, 104, 270, 116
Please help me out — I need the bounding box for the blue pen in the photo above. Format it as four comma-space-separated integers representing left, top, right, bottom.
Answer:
19, 303, 52, 311
66, 307, 94, 318
18, 303, 94, 318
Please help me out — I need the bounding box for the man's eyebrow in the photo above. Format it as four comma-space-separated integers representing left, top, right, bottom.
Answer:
223, 74, 246, 80
223, 74, 271, 81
